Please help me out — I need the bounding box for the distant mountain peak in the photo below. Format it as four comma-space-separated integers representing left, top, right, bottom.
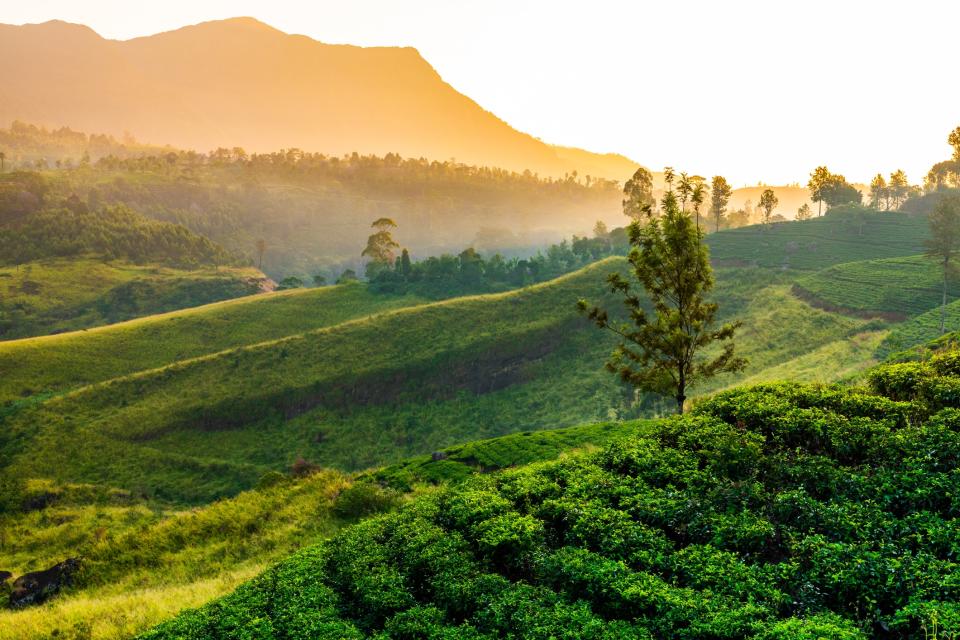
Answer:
0, 17, 640, 181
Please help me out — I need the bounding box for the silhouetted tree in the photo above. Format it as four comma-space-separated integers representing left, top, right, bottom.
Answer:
691, 179, 707, 230
362, 217, 400, 276
710, 176, 733, 232
0, 151, 5, 172
593, 220, 609, 237
870, 174, 889, 210
759, 189, 778, 226
926, 194, 960, 334
796, 203, 812, 221
677, 172, 693, 211
808, 166, 831, 217
578, 190, 746, 414
622, 168, 655, 221
888, 170, 910, 209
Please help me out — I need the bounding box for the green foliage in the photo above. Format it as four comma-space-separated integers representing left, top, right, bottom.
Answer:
0, 200, 235, 268
0, 261, 880, 509
332, 483, 402, 519
580, 192, 745, 413
143, 352, 960, 638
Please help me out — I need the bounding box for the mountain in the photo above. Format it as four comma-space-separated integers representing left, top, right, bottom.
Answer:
0, 18, 640, 181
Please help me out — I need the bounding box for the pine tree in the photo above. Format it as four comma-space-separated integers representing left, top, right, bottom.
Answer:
578, 190, 746, 414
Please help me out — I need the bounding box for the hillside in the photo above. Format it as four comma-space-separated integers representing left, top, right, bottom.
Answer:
0, 259, 883, 508
4, 153, 625, 280
794, 255, 958, 320
0, 420, 644, 639
0, 172, 271, 339
0, 19, 639, 181
141, 346, 960, 639
706, 207, 929, 270
0, 259, 266, 340
0, 282, 425, 404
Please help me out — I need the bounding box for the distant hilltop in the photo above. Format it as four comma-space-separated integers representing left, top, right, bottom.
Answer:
0, 17, 640, 181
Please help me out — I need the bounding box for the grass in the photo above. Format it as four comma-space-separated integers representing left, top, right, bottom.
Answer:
0, 258, 266, 341
0, 261, 877, 507
0, 417, 654, 640
0, 281, 426, 405
878, 298, 960, 358
794, 255, 957, 318
706, 208, 929, 271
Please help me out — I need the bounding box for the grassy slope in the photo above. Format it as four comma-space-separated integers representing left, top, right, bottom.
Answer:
1, 260, 878, 507
0, 258, 268, 341
0, 282, 425, 404
794, 255, 958, 318
706, 210, 928, 270
878, 298, 960, 358
0, 420, 646, 640
139, 352, 960, 639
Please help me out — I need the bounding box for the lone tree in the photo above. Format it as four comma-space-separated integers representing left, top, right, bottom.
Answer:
797, 203, 812, 221
926, 194, 960, 334
710, 175, 733, 232
622, 167, 655, 221
759, 189, 779, 226
362, 217, 400, 276
578, 189, 746, 414
0, 151, 5, 172
808, 166, 831, 217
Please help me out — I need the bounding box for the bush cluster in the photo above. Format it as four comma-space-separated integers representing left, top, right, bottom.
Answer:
141, 354, 960, 639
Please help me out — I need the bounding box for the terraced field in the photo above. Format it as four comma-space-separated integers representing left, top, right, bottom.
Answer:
706, 208, 928, 271
794, 255, 958, 318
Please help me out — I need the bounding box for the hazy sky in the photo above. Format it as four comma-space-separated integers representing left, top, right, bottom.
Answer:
3, 0, 957, 187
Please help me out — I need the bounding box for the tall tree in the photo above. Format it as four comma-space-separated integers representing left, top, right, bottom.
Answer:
796, 203, 812, 221
578, 190, 746, 414
677, 172, 693, 211
821, 174, 862, 209
362, 217, 400, 276
888, 170, 909, 209
255, 238, 266, 270
663, 166, 676, 194
926, 195, 960, 334
622, 168, 655, 221
759, 189, 779, 226
869, 174, 888, 210
710, 175, 733, 232
0, 151, 5, 172
691, 179, 707, 230
949, 126, 960, 162
808, 166, 831, 217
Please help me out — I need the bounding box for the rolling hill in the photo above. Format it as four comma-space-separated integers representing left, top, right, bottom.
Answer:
138, 345, 960, 639
706, 207, 929, 270
0, 18, 639, 181
0, 258, 882, 508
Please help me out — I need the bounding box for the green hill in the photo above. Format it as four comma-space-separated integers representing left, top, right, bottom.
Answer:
139, 345, 960, 639
0, 258, 267, 341
0, 419, 646, 639
0, 260, 881, 508
706, 207, 928, 271
794, 255, 956, 319
0, 281, 425, 404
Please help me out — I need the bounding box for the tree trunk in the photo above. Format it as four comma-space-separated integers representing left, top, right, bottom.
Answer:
676, 371, 686, 415
941, 263, 948, 334
818, 200, 822, 217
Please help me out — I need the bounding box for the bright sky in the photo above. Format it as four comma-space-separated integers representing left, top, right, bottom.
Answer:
3, 0, 958, 187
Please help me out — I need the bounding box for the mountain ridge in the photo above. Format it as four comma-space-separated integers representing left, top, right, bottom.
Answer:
0, 18, 641, 180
